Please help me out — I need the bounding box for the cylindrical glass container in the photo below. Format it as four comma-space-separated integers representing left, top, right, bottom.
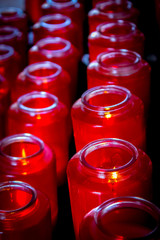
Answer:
0, 26, 27, 69
7, 91, 69, 186
0, 181, 52, 240
25, 0, 45, 23
79, 196, 160, 240
0, 133, 58, 226
11, 61, 72, 110
67, 138, 152, 238
33, 13, 83, 54
29, 37, 80, 101
87, 50, 151, 114
0, 44, 20, 87
88, 20, 145, 61
71, 85, 146, 151
88, 0, 139, 33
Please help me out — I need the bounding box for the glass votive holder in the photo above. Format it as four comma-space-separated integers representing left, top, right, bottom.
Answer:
67, 138, 152, 238
29, 37, 80, 101
7, 91, 69, 186
0, 133, 58, 226
0, 44, 20, 87
88, 0, 139, 33
92, 0, 127, 8
33, 13, 83, 55
0, 26, 27, 69
25, 0, 45, 23
88, 20, 145, 62
71, 85, 146, 151
79, 196, 160, 240
87, 49, 151, 115
0, 181, 52, 240
11, 61, 72, 110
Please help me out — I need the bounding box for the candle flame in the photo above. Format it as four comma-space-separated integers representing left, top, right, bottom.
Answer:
108, 167, 118, 183
104, 112, 112, 119
22, 148, 26, 158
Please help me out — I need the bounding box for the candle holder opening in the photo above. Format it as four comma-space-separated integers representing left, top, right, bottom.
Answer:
0, 7, 23, 18
0, 26, 19, 40
97, 1, 132, 16
0, 44, 14, 60
47, 0, 77, 8
40, 14, 71, 29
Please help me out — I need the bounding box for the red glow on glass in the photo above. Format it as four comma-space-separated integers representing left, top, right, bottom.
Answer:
25, 0, 45, 23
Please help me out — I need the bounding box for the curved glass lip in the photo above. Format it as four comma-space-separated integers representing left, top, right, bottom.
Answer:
46, 0, 77, 8
94, 196, 160, 239
40, 13, 71, 29
97, 20, 137, 40
0, 181, 37, 215
97, 49, 142, 76
0, 133, 44, 160
81, 85, 131, 113
37, 37, 71, 54
25, 61, 62, 83
0, 44, 14, 61
18, 91, 58, 114
80, 138, 138, 174
0, 26, 20, 41
0, 7, 24, 18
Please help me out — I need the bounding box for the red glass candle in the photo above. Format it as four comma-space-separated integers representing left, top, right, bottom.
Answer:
79, 196, 160, 240
29, 37, 80, 101
11, 61, 72, 110
88, 0, 139, 33
92, 0, 127, 8
88, 20, 145, 62
0, 133, 58, 226
33, 13, 83, 55
7, 91, 69, 186
71, 85, 146, 151
0, 44, 20, 87
0, 181, 52, 240
87, 50, 151, 114
0, 26, 27, 69
67, 138, 152, 238
25, 0, 45, 23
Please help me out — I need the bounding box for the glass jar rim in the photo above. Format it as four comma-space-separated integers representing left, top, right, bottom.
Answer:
0, 26, 20, 41
80, 138, 138, 174
46, 0, 77, 8
0, 44, 14, 61
40, 13, 71, 29
18, 91, 58, 114
94, 196, 160, 239
0, 7, 23, 19
81, 85, 131, 113
0, 133, 44, 161
0, 181, 37, 215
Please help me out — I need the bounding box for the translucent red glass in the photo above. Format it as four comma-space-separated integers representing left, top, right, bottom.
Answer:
7, 91, 69, 186
88, 0, 139, 33
71, 85, 146, 151
92, 0, 127, 8
25, 0, 45, 23
0, 133, 58, 226
88, 20, 145, 61
0, 44, 20, 87
87, 50, 151, 114
0, 181, 52, 240
33, 13, 83, 55
29, 37, 80, 101
0, 26, 27, 69
11, 61, 72, 110
79, 196, 160, 240
67, 138, 152, 238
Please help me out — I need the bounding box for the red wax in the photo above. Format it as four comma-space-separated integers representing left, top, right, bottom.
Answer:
87, 50, 151, 114
11, 61, 72, 110
88, 0, 139, 33
88, 20, 145, 62
33, 13, 83, 55
0, 75, 9, 139
0, 44, 20, 87
25, 0, 45, 23
0, 26, 27, 69
29, 37, 80, 101
71, 85, 146, 151
0, 181, 52, 240
67, 138, 152, 238
0, 133, 58, 225
79, 197, 160, 240
7, 92, 69, 186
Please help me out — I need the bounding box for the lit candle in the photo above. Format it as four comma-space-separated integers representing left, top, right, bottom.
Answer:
71, 85, 146, 151
0, 133, 58, 226
88, 0, 139, 33
88, 20, 145, 61
79, 196, 160, 240
7, 91, 69, 186
67, 138, 152, 239
0, 181, 52, 240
